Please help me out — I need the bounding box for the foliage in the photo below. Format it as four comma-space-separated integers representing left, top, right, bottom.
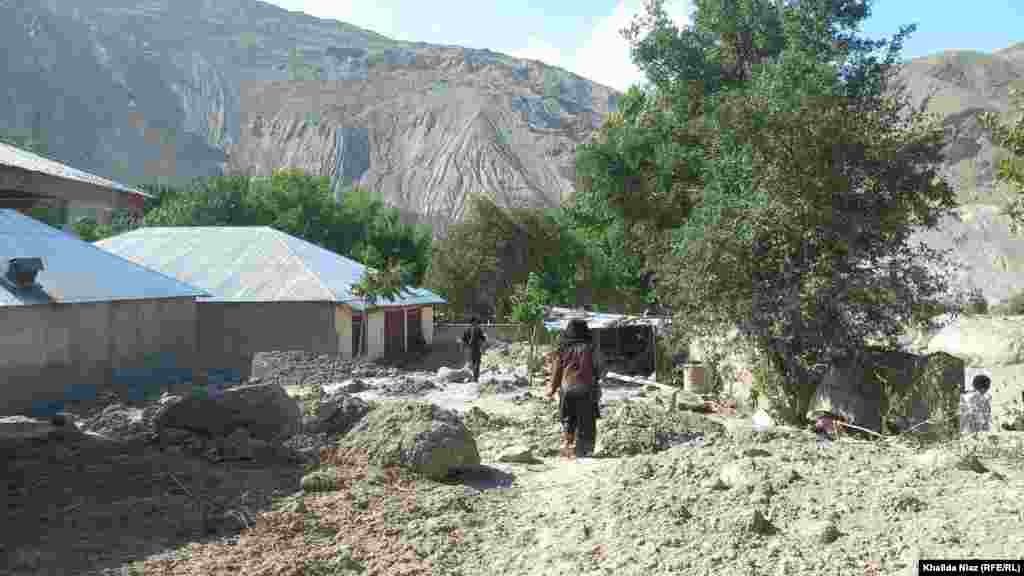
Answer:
425, 193, 633, 318
576, 0, 961, 424
510, 272, 550, 384
981, 88, 1024, 229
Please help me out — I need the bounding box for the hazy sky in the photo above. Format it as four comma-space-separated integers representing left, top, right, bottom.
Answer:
263, 0, 1024, 91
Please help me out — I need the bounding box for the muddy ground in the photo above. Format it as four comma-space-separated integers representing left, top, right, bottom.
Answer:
3, 344, 1023, 576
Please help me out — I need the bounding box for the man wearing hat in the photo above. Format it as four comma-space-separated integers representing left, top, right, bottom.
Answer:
546, 318, 603, 458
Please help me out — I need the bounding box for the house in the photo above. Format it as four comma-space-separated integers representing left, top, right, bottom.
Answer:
544, 306, 670, 377
96, 226, 446, 382
0, 210, 208, 417
0, 142, 149, 227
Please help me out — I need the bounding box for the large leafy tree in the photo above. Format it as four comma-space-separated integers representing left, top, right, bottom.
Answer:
575, 0, 960, 423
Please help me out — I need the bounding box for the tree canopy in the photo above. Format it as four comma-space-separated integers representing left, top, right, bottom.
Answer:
72, 170, 432, 285
981, 88, 1024, 228
573, 0, 961, 422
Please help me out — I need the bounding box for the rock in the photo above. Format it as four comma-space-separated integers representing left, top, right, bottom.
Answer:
479, 373, 527, 394
380, 376, 437, 396
338, 401, 480, 480
497, 445, 541, 464
437, 366, 472, 384
807, 356, 882, 432
308, 392, 371, 436
155, 382, 302, 443
79, 404, 152, 442
324, 379, 369, 395
513, 365, 529, 381
747, 509, 776, 535
797, 516, 842, 544
220, 428, 255, 461
301, 468, 342, 492
0, 415, 80, 444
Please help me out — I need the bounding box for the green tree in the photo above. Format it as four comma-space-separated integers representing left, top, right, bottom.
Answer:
510, 272, 550, 384
351, 260, 408, 357
575, 0, 960, 424
981, 88, 1024, 228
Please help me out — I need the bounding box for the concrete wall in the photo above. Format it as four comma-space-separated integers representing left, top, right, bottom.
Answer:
367, 310, 385, 360
0, 298, 198, 417
334, 305, 353, 359
197, 301, 338, 383
421, 306, 434, 345
433, 323, 526, 345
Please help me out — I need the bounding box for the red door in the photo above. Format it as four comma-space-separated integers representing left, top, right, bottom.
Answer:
384, 310, 405, 355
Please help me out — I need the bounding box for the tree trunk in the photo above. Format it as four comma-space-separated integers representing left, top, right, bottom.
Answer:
528, 324, 537, 386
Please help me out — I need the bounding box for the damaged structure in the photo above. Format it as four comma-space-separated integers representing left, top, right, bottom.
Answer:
544, 307, 669, 377
0, 210, 208, 417
96, 226, 445, 381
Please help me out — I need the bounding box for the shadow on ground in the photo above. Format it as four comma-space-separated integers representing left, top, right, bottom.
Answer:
4, 433, 302, 576
445, 464, 517, 490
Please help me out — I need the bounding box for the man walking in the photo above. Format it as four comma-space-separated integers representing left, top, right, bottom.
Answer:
462, 316, 487, 383
546, 318, 602, 458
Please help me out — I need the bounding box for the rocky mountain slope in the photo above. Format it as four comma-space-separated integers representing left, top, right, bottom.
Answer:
898, 45, 1024, 304
4, 1, 1024, 301
1, 0, 617, 232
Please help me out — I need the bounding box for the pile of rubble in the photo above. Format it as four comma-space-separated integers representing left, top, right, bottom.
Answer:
252, 351, 399, 388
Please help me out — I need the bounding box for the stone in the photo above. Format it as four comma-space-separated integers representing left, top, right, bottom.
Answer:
301, 469, 342, 492
747, 509, 776, 535
309, 391, 372, 436
797, 516, 842, 544
155, 382, 302, 443
79, 404, 152, 442
807, 356, 882, 432
324, 379, 370, 395
437, 366, 472, 384
497, 445, 541, 464
338, 401, 480, 480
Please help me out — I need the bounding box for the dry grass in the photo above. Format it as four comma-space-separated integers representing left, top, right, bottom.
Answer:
134, 449, 440, 576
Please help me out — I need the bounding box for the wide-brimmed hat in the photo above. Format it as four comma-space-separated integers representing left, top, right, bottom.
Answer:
562, 318, 592, 343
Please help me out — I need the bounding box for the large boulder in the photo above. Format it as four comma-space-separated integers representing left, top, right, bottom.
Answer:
808, 356, 883, 432
307, 391, 372, 436
436, 366, 472, 384
156, 382, 302, 443
338, 401, 480, 480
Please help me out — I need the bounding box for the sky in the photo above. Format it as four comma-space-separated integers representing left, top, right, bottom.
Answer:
263, 0, 1024, 92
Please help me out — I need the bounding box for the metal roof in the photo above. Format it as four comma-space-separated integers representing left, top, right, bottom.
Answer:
0, 142, 148, 197
544, 306, 670, 332
0, 210, 210, 307
95, 226, 446, 308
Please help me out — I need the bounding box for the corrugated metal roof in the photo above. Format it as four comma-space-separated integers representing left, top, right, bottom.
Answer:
0, 210, 209, 307
0, 142, 150, 198
544, 306, 669, 332
96, 226, 446, 308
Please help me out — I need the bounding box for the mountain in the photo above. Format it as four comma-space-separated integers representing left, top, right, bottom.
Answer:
0, 0, 617, 232
897, 46, 1024, 305
5, 1, 1024, 304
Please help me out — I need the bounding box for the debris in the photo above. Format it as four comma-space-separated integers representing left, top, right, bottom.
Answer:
307, 391, 372, 436
497, 445, 541, 464
338, 401, 480, 480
